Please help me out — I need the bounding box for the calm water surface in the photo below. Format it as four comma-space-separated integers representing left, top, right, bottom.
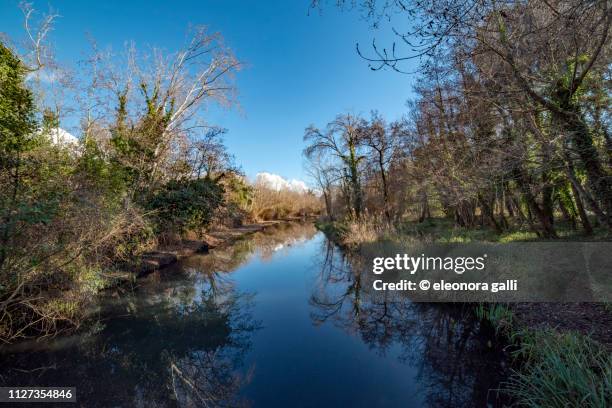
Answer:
0, 223, 507, 407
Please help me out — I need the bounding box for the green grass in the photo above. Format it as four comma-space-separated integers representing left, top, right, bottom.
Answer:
503, 329, 611, 408
318, 216, 610, 245
498, 231, 539, 243
399, 217, 512, 242
475, 303, 514, 334
398, 217, 610, 243
474, 304, 611, 407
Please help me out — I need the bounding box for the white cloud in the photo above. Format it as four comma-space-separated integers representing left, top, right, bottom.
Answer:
255, 172, 308, 193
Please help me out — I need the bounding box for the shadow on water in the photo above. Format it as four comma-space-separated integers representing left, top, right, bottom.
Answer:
0, 222, 507, 407
310, 240, 508, 408
0, 255, 263, 407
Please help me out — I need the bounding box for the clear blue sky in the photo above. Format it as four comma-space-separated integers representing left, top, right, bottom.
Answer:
0, 0, 417, 182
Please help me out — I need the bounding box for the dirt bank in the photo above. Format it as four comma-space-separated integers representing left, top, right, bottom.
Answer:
138, 221, 287, 276
512, 302, 612, 350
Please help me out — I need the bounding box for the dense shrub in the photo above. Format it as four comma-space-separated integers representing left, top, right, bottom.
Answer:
0, 14, 243, 341
144, 178, 224, 237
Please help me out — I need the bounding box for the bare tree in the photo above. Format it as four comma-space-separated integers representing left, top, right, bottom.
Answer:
304, 114, 367, 217
19, 1, 59, 72
323, 0, 612, 226
188, 127, 236, 180
361, 112, 401, 220
88, 26, 241, 193
305, 152, 342, 220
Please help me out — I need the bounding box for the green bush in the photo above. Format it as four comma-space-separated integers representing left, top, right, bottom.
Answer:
144, 178, 224, 236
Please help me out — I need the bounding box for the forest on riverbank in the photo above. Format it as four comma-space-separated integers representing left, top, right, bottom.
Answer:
0, 4, 320, 342
306, 1, 611, 406
306, 0, 610, 241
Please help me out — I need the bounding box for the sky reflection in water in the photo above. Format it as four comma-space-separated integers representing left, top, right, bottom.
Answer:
0, 223, 506, 407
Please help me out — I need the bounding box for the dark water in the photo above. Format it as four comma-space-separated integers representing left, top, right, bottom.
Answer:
0, 223, 508, 407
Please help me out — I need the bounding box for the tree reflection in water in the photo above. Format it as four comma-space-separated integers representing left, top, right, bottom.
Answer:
0, 224, 507, 407
180, 222, 319, 275
0, 222, 319, 407
310, 239, 508, 408
0, 270, 260, 407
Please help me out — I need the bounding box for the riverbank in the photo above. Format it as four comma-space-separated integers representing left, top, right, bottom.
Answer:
316, 218, 612, 407
316, 218, 611, 342
138, 220, 292, 276
99, 220, 300, 296
1, 221, 504, 406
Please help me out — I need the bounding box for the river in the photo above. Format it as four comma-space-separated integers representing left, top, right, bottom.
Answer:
0, 222, 508, 407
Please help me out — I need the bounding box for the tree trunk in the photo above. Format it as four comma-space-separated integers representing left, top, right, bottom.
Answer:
559, 111, 611, 226
322, 190, 334, 221
418, 190, 431, 222
511, 195, 525, 222
563, 145, 601, 233
568, 181, 593, 235
557, 198, 577, 230
347, 146, 362, 218
478, 194, 503, 233
378, 154, 391, 222
512, 166, 558, 238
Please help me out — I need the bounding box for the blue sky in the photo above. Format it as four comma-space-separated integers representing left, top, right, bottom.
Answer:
0, 0, 417, 182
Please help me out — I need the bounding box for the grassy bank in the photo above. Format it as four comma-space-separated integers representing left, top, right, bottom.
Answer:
317, 216, 610, 246
477, 304, 611, 407
316, 217, 612, 407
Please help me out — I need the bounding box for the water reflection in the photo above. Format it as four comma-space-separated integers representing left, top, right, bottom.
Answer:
179, 222, 320, 274
0, 222, 318, 407
0, 262, 259, 407
310, 240, 507, 407
0, 223, 506, 407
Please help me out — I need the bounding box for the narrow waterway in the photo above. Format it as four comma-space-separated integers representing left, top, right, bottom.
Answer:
0, 222, 507, 407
